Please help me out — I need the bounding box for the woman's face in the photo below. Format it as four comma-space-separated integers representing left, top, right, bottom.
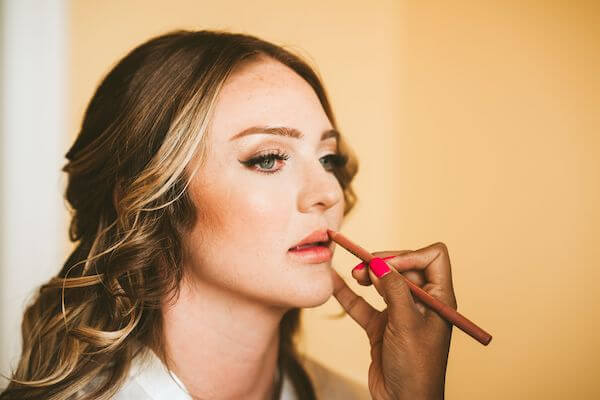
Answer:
182, 56, 345, 308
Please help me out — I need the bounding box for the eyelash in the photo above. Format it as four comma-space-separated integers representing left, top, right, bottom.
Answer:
241, 149, 347, 175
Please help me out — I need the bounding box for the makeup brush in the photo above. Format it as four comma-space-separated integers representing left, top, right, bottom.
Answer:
327, 229, 492, 346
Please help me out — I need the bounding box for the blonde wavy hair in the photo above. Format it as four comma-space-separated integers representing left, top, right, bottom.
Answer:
0, 29, 358, 400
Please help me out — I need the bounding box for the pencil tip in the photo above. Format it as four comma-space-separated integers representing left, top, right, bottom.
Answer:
326, 229, 336, 238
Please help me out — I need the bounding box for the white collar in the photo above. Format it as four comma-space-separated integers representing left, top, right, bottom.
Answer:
127, 347, 297, 400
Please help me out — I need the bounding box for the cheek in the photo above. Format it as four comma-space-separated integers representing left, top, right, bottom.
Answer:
187, 179, 293, 272
227, 188, 291, 250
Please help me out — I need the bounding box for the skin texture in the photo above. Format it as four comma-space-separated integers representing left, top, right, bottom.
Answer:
160, 56, 345, 400
333, 244, 457, 400
158, 55, 456, 400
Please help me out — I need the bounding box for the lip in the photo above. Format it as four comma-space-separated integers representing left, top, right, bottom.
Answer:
287, 245, 333, 263
287, 228, 334, 263
288, 228, 331, 250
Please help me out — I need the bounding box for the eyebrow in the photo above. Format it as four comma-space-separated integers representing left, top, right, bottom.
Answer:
229, 126, 339, 142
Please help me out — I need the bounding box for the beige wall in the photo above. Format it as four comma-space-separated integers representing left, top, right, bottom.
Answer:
69, 1, 600, 398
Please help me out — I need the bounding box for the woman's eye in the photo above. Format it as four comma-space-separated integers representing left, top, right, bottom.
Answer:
320, 153, 348, 171
241, 151, 289, 175
240, 151, 347, 175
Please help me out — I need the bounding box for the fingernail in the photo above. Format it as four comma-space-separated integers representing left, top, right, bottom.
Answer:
353, 255, 396, 272
369, 257, 391, 278
352, 262, 366, 272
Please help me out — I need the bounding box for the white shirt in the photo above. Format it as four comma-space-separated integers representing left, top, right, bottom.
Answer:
79, 346, 371, 399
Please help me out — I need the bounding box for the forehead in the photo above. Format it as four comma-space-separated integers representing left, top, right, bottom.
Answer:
208, 57, 332, 143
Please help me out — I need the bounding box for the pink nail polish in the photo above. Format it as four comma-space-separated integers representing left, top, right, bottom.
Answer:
369, 257, 391, 278
352, 255, 396, 272
352, 262, 365, 272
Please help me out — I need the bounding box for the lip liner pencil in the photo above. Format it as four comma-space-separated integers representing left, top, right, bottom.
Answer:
327, 229, 492, 346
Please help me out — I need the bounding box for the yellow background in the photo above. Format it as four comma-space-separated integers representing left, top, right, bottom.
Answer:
68, 1, 600, 398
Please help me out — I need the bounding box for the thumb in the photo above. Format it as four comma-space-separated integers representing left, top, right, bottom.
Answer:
367, 257, 422, 324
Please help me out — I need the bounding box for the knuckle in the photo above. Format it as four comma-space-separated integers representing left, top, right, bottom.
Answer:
346, 294, 364, 313
375, 250, 413, 258
388, 312, 420, 334
448, 294, 458, 310
390, 250, 414, 263
386, 273, 408, 292
451, 295, 458, 310
365, 314, 383, 339
433, 241, 448, 253
336, 285, 353, 301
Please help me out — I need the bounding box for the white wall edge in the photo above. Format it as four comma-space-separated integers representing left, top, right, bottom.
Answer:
1, 0, 68, 380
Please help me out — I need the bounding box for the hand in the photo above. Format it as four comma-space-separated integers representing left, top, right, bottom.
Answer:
330, 242, 458, 400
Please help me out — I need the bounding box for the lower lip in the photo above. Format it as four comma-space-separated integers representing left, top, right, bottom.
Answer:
287, 245, 333, 263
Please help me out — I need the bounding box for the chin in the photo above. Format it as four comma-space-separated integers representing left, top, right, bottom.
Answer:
283, 268, 334, 308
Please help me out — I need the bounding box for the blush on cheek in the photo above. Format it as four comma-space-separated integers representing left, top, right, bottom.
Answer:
239, 189, 289, 224
188, 161, 297, 265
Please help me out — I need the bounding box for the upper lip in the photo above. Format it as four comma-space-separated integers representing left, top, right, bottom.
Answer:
289, 229, 331, 250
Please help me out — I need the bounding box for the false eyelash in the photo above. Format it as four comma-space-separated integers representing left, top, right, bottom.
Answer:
241, 150, 290, 174
241, 150, 348, 175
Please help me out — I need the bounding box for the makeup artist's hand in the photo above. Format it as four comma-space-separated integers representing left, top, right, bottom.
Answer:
331, 243, 457, 400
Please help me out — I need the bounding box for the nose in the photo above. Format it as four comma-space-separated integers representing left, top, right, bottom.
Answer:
296, 158, 343, 213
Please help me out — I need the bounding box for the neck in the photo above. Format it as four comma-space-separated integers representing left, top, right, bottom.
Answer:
158, 275, 288, 400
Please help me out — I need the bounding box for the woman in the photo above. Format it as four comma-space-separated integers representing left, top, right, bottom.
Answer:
0, 30, 456, 399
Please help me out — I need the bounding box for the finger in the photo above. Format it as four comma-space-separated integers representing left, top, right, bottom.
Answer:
386, 243, 457, 308
353, 266, 425, 287
351, 251, 413, 286
351, 267, 372, 286
402, 270, 426, 287
414, 299, 427, 315
422, 282, 456, 332
352, 251, 414, 273
366, 258, 422, 327
372, 250, 413, 259
330, 268, 380, 330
